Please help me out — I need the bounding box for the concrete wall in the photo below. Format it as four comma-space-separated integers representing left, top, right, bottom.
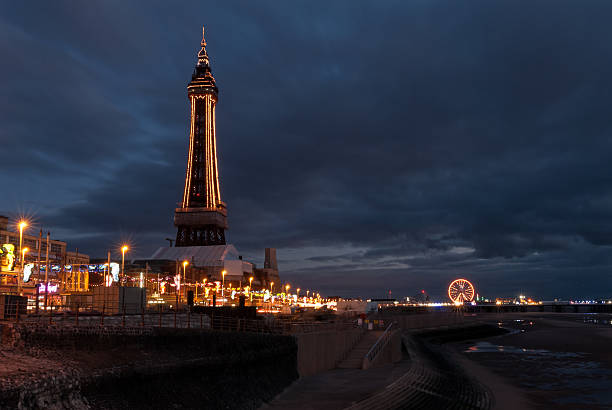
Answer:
92, 286, 146, 314
386, 312, 469, 330
296, 329, 363, 377
368, 329, 402, 369
336, 300, 367, 315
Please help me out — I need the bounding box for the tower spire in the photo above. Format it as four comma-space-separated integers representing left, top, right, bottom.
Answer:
175, 27, 226, 247
197, 25, 210, 68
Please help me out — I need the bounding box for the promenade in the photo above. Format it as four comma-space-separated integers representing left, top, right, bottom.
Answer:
263, 330, 493, 410
263, 360, 413, 410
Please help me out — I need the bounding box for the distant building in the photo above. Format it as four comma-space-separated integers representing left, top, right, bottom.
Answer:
253, 248, 281, 290
366, 298, 397, 312
0, 215, 66, 269
66, 251, 90, 266
0, 215, 89, 290
336, 299, 367, 314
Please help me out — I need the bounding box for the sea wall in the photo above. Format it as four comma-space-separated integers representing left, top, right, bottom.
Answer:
296, 328, 364, 377
0, 324, 298, 410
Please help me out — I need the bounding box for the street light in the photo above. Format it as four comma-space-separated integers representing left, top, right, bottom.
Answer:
222, 270, 227, 297
249, 276, 254, 302
18, 221, 27, 293
21, 247, 29, 280
121, 245, 128, 287
182, 259, 189, 288
270, 281, 274, 293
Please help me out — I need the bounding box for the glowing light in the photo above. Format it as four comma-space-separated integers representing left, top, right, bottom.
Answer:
448, 278, 475, 303
23, 263, 34, 282
38, 283, 58, 293
0, 244, 16, 272
110, 263, 120, 282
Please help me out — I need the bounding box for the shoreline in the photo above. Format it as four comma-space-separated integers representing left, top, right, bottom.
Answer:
448, 312, 612, 409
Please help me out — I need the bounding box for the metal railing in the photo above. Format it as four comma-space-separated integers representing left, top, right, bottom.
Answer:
0, 298, 359, 335
362, 321, 396, 369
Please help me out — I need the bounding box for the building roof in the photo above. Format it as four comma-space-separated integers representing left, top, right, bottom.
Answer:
149, 244, 240, 267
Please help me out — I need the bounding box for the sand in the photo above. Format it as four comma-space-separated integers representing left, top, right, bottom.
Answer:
453, 312, 612, 409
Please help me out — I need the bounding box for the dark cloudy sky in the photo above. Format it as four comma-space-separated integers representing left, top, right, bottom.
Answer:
2, 1, 611, 300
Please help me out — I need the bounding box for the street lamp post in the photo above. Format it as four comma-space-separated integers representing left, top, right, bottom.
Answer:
18, 221, 27, 294
285, 284, 290, 304
21, 247, 29, 293
182, 261, 189, 302
270, 281, 274, 293
249, 276, 253, 302
222, 270, 226, 297
121, 245, 129, 287
203, 278, 207, 305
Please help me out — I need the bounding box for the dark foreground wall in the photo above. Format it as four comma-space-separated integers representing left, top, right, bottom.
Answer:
1, 326, 298, 410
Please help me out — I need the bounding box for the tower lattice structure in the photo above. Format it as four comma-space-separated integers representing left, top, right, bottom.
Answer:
175, 27, 228, 246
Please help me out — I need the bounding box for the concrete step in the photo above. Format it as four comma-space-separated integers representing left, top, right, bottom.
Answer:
337, 331, 383, 369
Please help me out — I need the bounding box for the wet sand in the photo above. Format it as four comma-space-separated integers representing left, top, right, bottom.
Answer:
453, 312, 612, 409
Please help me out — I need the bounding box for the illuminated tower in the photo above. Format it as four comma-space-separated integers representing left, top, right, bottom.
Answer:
175, 27, 227, 246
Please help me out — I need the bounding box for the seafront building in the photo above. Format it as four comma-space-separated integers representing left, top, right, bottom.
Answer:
0, 215, 90, 293
0, 215, 67, 266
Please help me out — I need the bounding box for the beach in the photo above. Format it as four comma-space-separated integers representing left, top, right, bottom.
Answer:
453, 312, 612, 409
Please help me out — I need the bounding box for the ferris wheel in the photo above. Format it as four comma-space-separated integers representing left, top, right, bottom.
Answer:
448, 278, 475, 303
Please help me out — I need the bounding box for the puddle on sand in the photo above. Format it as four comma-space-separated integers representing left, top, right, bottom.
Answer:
582, 316, 612, 325
463, 341, 612, 407
464, 341, 583, 358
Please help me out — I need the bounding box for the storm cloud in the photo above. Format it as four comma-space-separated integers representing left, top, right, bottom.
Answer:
1, 1, 611, 299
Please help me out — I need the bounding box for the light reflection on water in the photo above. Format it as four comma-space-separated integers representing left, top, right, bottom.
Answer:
582, 316, 612, 325
464, 341, 612, 406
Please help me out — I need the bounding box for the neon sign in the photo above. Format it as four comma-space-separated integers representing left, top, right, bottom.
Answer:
38, 283, 58, 293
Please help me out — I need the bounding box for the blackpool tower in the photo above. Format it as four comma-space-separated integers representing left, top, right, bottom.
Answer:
174, 27, 228, 246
